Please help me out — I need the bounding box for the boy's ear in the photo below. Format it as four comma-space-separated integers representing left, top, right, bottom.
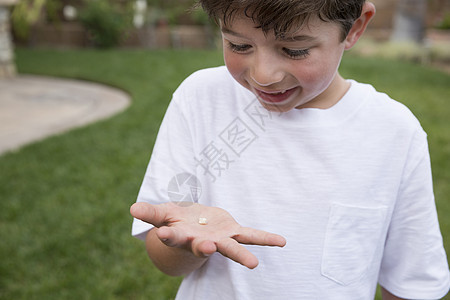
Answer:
344, 2, 376, 50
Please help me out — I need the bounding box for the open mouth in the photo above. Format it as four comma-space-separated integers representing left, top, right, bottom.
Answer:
255, 87, 297, 104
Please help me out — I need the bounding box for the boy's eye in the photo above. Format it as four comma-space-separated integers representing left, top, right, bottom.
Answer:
227, 41, 252, 53
283, 48, 310, 59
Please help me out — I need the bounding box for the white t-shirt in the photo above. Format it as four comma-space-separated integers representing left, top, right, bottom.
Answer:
132, 66, 450, 299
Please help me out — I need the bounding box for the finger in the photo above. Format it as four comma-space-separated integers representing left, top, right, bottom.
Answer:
216, 238, 259, 269
233, 227, 287, 247
155, 226, 188, 247
130, 202, 170, 227
193, 239, 217, 257
158, 227, 217, 258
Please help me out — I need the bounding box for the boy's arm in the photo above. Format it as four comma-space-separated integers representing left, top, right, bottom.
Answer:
130, 202, 286, 276
381, 287, 406, 300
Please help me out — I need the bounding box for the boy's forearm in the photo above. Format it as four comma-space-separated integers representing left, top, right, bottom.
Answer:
381, 287, 406, 300
145, 228, 208, 277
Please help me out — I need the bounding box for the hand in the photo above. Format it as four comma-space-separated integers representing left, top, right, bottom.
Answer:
130, 202, 286, 269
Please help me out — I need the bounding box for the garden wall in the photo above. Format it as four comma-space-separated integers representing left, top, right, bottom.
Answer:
22, 23, 214, 49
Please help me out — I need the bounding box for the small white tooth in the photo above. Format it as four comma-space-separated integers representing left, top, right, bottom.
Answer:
281, 90, 286, 94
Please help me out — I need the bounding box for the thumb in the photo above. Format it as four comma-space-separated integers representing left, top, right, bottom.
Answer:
130, 202, 170, 227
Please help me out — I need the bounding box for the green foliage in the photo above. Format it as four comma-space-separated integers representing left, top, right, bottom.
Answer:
146, 0, 208, 25
11, 0, 46, 40
79, 0, 133, 48
190, 6, 210, 26
44, 0, 63, 23
11, 0, 63, 41
436, 12, 450, 30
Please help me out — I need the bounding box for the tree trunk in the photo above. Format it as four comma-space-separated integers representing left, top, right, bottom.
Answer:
391, 0, 427, 43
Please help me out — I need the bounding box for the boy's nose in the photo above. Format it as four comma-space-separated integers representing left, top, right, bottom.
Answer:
250, 53, 285, 87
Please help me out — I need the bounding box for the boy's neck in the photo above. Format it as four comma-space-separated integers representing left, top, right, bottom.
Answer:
296, 73, 350, 110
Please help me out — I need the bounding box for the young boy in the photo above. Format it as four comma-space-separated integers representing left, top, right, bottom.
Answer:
130, 0, 450, 299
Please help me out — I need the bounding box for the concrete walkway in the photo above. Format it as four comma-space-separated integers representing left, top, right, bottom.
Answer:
0, 75, 131, 155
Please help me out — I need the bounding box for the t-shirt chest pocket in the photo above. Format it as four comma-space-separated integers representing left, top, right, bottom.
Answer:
321, 203, 388, 286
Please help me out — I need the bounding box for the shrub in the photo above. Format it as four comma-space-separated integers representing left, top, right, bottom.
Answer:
11, 0, 46, 41
79, 0, 132, 48
436, 12, 450, 30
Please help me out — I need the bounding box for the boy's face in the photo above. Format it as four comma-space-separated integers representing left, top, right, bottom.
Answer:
221, 15, 349, 112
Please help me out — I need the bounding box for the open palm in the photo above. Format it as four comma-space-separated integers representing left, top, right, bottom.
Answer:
130, 202, 286, 269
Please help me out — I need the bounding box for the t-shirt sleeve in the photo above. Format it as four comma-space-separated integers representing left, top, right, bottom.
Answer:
378, 130, 450, 299
131, 87, 196, 240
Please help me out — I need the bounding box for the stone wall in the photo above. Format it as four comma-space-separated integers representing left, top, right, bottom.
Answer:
27, 23, 214, 49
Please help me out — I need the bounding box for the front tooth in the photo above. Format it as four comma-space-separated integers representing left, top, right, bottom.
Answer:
281, 90, 286, 94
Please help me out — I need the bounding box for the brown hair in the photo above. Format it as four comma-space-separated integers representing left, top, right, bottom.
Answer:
197, 0, 366, 40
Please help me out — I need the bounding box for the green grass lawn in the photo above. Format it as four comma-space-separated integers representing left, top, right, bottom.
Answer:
1, 48, 449, 299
